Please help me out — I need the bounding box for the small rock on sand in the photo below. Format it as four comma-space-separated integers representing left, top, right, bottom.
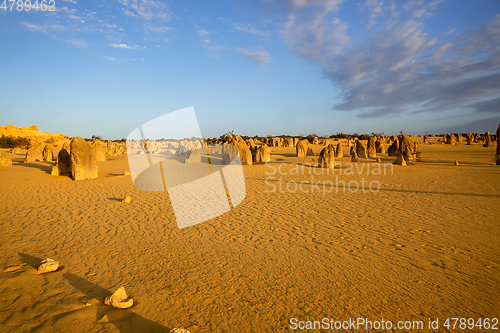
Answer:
37, 258, 59, 274
104, 286, 134, 309
122, 196, 132, 203
455, 161, 459, 166
170, 329, 191, 333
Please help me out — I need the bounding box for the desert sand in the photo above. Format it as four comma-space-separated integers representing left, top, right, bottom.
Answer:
0, 136, 499, 332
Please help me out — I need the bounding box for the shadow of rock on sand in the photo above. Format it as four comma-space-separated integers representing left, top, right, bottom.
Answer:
18, 252, 42, 269
64, 273, 169, 332
18, 252, 65, 272
14, 161, 54, 174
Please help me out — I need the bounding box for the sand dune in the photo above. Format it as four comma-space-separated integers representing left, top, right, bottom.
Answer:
0, 139, 499, 332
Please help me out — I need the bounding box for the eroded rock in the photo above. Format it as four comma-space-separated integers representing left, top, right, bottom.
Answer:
37, 258, 59, 274
104, 287, 134, 309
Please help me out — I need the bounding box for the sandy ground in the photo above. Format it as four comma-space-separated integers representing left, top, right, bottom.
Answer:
0, 139, 499, 332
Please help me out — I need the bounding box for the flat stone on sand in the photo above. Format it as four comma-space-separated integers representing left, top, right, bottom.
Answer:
37, 258, 59, 274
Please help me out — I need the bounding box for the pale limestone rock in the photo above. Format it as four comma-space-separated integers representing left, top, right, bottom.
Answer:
367, 137, 377, 158
0, 154, 12, 166
70, 137, 98, 180
350, 150, 359, 162
170, 329, 191, 333
296, 139, 309, 157
104, 287, 134, 309
24, 148, 43, 163
185, 149, 201, 163
318, 145, 335, 169
393, 154, 407, 166
42, 145, 53, 161
92, 141, 106, 162
335, 142, 343, 158
37, 258, 59, 274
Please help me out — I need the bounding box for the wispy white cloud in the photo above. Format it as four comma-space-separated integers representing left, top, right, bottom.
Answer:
237, 48, 271, 66
119, 0, 169, 21
358, 0, 388, 28
123, 9, 135, 17
67, 39, 88, 47
61, 0, 77, 3
21, 22, 65, 33
282, 13, 349, 63
103, 56, 115, 61
67, 14, 82, 20
144, 25, 172, 33
197, 27, 210, 36
110, 43, 139, 49
233, 23, 268, 36
403, 0, 444, 18
57, 6, 77, 15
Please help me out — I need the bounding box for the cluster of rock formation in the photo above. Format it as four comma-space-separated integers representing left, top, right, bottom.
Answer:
387, 135, 417, 165
49, 137, 102, 180
440, 132, 498, 147
251, 145, 271, 163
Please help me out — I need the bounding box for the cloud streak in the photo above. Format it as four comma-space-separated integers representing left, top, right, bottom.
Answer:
118, 0, 170, 21
21, 22, 65, 33
110, 43, 139, 49
67, 39, 88, 47
233, 23, 268, 36
237, 48, 271, 66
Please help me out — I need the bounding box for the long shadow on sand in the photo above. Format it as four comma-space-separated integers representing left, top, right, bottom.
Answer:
18, 252, 65, 272
13, 160, 54, 174
64, 273, 170, 332
272, 153, 298, 158
18, 252, 43, 269
253, 177, 500, 198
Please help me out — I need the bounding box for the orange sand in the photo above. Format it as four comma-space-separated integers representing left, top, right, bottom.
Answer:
0, 139, 499, 332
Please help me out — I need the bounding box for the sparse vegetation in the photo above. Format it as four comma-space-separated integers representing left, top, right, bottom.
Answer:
220, 130, 235, 142
0, 135, 30, 148
329, 133, 350, 139
0, 135, 14, 148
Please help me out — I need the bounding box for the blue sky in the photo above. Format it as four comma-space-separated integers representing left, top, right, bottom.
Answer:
1, 0, 499, 139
